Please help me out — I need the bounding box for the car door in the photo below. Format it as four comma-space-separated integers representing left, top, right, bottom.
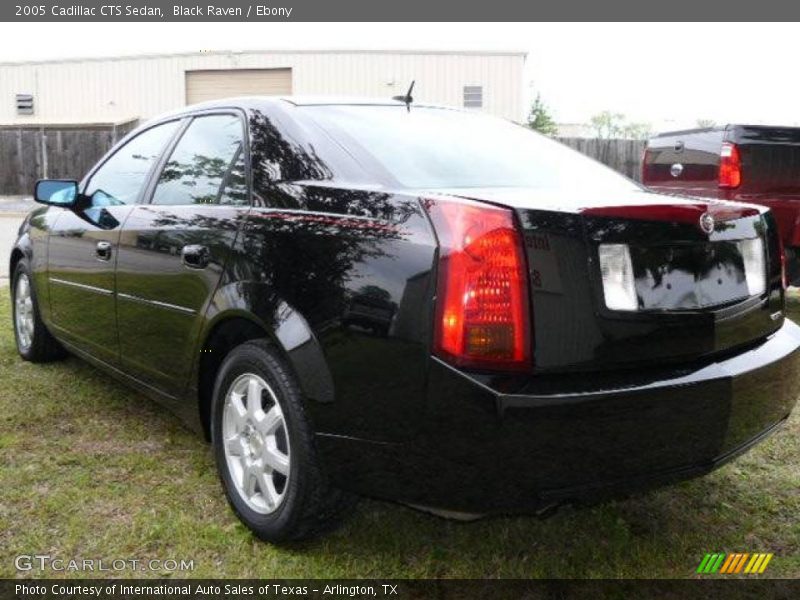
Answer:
47, 120, 181, 365
114, 112, 249, 396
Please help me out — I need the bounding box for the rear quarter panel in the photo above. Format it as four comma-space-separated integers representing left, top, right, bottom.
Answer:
219, 184, 438, 442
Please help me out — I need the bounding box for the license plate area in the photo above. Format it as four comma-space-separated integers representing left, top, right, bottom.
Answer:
631, 239, 764, 310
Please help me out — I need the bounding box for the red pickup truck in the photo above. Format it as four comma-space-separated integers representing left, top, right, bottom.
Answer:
642, 125, 800, 283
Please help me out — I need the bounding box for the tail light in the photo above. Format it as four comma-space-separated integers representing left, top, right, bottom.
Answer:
641, 147, 651, 183
719, 142, 742, 188
424, 196, 531, 372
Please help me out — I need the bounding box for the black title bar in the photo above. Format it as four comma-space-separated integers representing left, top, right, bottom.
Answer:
3, 0, 800, 21
3, 579, 800, 600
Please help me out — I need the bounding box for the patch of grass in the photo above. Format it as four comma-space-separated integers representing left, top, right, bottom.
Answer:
0, 285, 798, 579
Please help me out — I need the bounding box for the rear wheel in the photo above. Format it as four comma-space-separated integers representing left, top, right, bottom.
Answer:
222, 372, 292, 514
12, 261, 65, 362
211, 339, 354, 542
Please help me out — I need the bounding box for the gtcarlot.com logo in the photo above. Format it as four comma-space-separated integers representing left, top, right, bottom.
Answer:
15, 554, 195, 573
696, 552, 773, 575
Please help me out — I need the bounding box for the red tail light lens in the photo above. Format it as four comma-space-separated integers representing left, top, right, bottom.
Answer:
641, 147, 651, 183
719, 142, 742, 188
424, 197, 531, 372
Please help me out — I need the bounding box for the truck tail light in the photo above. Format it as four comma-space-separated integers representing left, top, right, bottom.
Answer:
424, 196, 531, 372
719, 142, 742, 188
641, 147, 650, 182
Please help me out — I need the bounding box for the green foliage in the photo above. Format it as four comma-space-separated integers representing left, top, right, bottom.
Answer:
590, 111, 652, 140
620, 122, 652, 140
526, 94, 559, 136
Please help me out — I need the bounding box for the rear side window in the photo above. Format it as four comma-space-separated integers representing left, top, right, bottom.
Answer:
151, 114, 247, 206
84, 120, 179, 206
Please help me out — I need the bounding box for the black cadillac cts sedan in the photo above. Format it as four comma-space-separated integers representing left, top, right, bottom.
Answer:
10, 97, 800, 541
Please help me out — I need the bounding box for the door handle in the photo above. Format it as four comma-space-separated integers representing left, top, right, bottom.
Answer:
96, 241, 113, 261
181, 244, 210, 269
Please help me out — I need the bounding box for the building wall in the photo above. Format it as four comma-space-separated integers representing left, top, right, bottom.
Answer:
0, 50, 525, 125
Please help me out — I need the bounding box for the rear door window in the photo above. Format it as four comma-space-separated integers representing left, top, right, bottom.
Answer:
151, 114, 248, 206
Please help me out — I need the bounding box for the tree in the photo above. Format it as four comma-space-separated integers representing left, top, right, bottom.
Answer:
590, 111, 651, 139
621, 122, 652, 140
590, 111, 625, 139
526, 94, 559, 136
696, 119, 716, 128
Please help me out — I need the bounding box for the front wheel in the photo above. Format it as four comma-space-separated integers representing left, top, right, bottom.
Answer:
12, 261, 65, 362
211, 339, 354, 542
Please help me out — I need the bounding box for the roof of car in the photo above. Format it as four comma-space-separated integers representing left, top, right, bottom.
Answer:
159, 95, 457, 118
278, 96, 455, 109
281, 96, 409, 107
134, 96, 467, 136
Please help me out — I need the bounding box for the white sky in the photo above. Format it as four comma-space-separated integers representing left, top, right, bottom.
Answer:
1, 22, 799, 130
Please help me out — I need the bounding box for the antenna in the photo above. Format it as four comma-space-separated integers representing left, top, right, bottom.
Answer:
392, 80, 415, 111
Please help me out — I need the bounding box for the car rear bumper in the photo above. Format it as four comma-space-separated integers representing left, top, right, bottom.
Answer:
318, 319, 800, 514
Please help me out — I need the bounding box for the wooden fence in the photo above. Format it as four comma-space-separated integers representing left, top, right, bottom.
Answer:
0, 119, 138, 195
556, 137, 646, 181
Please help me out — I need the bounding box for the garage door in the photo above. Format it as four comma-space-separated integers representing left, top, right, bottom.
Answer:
185, 68, 292, 105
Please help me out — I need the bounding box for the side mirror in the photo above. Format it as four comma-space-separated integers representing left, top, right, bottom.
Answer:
34, 179, 78, 207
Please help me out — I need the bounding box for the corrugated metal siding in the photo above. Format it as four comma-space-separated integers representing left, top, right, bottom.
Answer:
0, 51, 525, 124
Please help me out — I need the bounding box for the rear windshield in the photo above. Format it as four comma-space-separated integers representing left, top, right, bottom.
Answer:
304, 105, 639, 191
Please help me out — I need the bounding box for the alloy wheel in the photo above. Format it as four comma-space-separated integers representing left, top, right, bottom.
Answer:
14, 273, 34, 351
222, 373, 291, 514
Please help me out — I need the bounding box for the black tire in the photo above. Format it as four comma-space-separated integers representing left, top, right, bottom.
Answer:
11, 260, 65, 362
211, 339, 354, 542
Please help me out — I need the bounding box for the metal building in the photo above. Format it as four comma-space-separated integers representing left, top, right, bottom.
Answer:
0, 49, 526, 125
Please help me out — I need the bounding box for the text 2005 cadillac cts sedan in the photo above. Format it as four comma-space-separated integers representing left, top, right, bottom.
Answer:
10, 97, 800, 542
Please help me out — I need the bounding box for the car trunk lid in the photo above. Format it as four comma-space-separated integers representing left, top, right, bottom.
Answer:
433, 188, 785, 373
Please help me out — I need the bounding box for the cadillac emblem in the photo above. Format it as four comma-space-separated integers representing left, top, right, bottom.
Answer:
699, 212, 715, 234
